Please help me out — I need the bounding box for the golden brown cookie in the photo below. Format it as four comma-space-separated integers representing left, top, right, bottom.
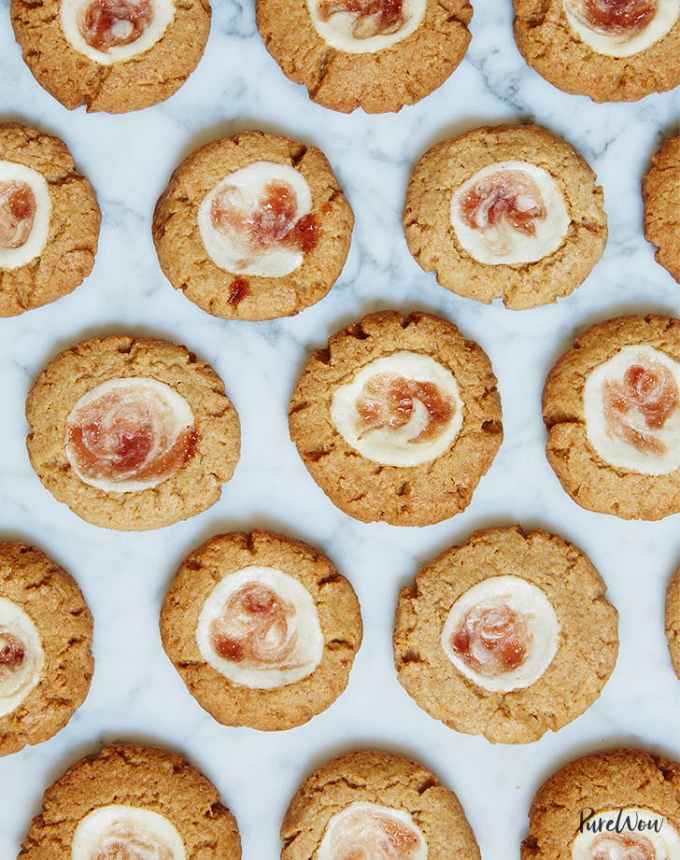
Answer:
0, 542, 93, 757
153, 131, 354, 321
0, 124, 100, 317
256, 0, 472, 114
12, 0, 210, 113
161, 529, 362, 731
665, 565, 680, 677
543, 314, 680, 520
523, 749, 680, 859
394, 526, 618, 745
644, 133, 680, 283
289, 309, 502, 526
404, 124, 607, 310
282, 749, 480, 860
26, 335, 240, 531
513, 0, 680, 102
19, 743, 241, 859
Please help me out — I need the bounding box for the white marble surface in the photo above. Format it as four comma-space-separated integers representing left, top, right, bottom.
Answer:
1, 1, 680, 858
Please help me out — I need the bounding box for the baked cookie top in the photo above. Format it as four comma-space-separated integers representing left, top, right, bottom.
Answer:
523, 749, 680, 859
19, 743, 241, 859
282, 749, 480, 860
161, 529, 362, 731
11, 0, 210, 112
0, 542, 93, 757
153, 131, 354, 321
404, 124, 607, 310
256, 0, 472, 113
644, 133, 680, 284
289, 309, 502, 526
543, 314, 680, 520
513, 0, 680, 102
26, 335, 240, 531
665, 565, 680, 678
0, 124, 100, 317
395, 526, 618, 744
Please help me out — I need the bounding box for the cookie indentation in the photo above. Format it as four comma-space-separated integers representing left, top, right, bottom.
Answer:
0, 161, 52, 272
0, 597, 44, 719
318, 802, 428, 860
65, 377, 197, 493
563, 0, 679, 57
72, 805, 186, 860
307, 0, 426, 54
571, 807, 680, 859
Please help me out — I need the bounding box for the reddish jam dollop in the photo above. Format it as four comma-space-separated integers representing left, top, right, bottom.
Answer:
355, 372, 453, 442
79, 0, 153, 51
603, 361, 678, 455
459, 170, 547, 238
66, 387, 197, 484
228, 278, 250, 306
0, 633, 25, 680
591, 833, 655, 860
210, 582, 298, 667
318, 0, 405, 38
451, 602, 530, 676
211, 180, 318, 260
566, 0, 656, 36
0, 181, 36, 250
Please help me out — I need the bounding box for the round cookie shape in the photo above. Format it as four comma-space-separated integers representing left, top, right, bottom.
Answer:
0, 124, 100, 317
161, 530, 362, 731
522, 749, 680, 859
26, 335, 240, 531
19, 743, 242, 859
665, 566, 680, 678
543, 314, 680, 520
0, 542, 93, 757
282, 750, 480, 860
644, 133, 680, 284
256, 0, 472, 114
513, 0, 680, 102
289, 310, 502, 526
394, 526, 618, 744
404, 125, 607, 310
153, 131, 354, 321
11, 0, 210, 112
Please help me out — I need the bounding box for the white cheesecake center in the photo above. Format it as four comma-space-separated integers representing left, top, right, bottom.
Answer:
0, 597, 44, 718
572, 807, 680, 859
0, 161, 51, 271
306, 0, 426, 54
318, 802, 428, 860
72, 805, 186, 860
563, 0, 679, 57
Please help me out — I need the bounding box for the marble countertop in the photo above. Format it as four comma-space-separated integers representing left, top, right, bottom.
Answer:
1, 0, 680, 858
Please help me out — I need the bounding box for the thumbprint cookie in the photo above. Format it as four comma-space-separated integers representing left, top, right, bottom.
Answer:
19, 744, 241, 859
289, 310, 502, 526
404, 125, 607, 309
543, 315, 680, 520
11, 0, 210, 112
0, 124, 100, 317
514, 0, 680, 101
153, 131, 354, 321
644, 133, 680, 284
26, 335, 240, 531
161, 530, 362, 731
256, 0, 472, 113
394, 526, 618, 744
282, 750, 480, 860
0, 542, 93, 757
523, 749, 680, 859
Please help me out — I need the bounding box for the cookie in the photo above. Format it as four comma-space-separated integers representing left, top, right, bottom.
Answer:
12, 0, 210, 113
0, 542, 93, 757
404, 124, 607, 310
19, 743, 241, 859
513, 0, 680, 102
395, 526, 618, 744
543, 314, 680, 520
665, 564, 680, 677
256, 0, 472, 114
522, 749, 680, 859
644, 133, 680, 284
26, 335, 240, 531
282, 749, 480, 860
289, 309, 502, 526
161, 529, 362, 731
153, 131, 354, 321
0, 124, 100, 317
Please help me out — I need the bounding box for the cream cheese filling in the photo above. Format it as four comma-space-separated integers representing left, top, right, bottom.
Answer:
563, 0, 680, 58
0, 597, 44, 718
72, 805, 186, 860
571, 807, 680, 859
0, 161, 51, 271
